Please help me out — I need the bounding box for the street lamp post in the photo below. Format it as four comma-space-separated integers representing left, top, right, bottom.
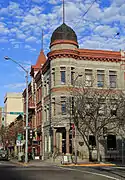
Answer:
4, 56, 29, 164
73, 74, 83, 164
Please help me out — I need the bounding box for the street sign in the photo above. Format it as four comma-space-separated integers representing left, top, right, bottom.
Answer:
17, 134, 23, 141
9, 112, 24, 115
24, 126, 30, 130
16, 140, 23, 146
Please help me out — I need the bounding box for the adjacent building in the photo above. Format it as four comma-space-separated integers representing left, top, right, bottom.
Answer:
4, 93, 23, 126
23, 50, 46, 158
0, 107, 2, 128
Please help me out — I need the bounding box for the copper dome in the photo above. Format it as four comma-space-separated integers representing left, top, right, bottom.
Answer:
50, 23, 78, 44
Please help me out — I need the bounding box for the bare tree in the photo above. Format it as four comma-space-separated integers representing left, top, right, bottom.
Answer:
67, 86, 125, 162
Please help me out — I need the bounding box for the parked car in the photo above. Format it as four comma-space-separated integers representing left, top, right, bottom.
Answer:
0, 149, 9, 161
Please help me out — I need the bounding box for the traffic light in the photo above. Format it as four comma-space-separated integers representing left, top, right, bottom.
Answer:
29, 129, 33, 139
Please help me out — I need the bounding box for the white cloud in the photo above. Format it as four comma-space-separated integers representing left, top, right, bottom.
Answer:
0, 7, 8, 15
48, 0, 59, 4
4, 83, 26, 89
29, 6, 43, 15
10, 27, 18, 33
25, 36, 37, 42
0, 23, 9, 35
94, 25, 118, 37
32, 0, 42, 3
23, 14, 39, 24
0, 0, 125, 53
0, 38, 8, 43
25, 44, 31, 49
13, 44, 20, 49
16, 33, 26, 40
111, 0, 125, 7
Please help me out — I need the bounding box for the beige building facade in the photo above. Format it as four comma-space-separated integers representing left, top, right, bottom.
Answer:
40, 23, 125, 161
4, 93, 23, 126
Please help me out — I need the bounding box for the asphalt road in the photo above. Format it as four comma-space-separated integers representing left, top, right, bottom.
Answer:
0, 161, 124, 180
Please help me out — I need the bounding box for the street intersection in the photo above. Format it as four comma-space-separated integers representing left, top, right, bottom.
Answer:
0, 160, 125, 180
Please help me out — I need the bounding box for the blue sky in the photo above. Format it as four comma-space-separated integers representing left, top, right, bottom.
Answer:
0, 0, 125, 106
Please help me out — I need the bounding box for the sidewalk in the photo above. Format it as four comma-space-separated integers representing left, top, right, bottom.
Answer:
10, 158, 117, 167
62, 162, 116, 167
10, 158, 60, 167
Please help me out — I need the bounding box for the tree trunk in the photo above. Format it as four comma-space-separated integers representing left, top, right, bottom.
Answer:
95, 134, 101, 162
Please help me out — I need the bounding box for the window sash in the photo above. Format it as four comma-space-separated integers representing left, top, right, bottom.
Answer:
61, 102, 66, 114
61, 71, 66, 84
109, 75, 117, 88
52, 72, 55, 86
97, 74, 104, 87
85, 73, 92, 87
85, 80, 92, 87
71, 72, 75, 85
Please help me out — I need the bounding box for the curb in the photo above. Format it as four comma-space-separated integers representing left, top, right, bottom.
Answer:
10, 160, 28, 167
61, 163, 116, 167
10, 160, 60, 167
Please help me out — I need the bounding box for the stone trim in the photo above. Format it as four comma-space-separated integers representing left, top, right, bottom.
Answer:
50, 39, 79, 48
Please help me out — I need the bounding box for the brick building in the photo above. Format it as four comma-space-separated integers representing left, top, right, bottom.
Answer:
23, 22, 125, 161
41, 23, 124, 161
23, 50, 46, 158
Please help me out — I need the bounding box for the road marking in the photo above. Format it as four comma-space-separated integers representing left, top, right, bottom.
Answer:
58, 166, 120, 180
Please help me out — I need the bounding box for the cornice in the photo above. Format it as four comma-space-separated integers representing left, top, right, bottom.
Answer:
47, 49, 121, 63
47, 49, 79, 60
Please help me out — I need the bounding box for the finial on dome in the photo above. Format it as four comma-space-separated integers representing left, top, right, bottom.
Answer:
62, 0, 65, 24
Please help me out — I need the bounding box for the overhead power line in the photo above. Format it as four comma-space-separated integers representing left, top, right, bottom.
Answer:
73, 0, 97, 30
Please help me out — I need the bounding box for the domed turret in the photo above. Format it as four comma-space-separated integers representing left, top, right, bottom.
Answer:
50, 23, 78, 50
51, 23, 77, 44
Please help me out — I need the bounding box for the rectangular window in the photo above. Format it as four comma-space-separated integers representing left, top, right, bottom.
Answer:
109, 71, 117, 88
47, 80, 49, 95
71, 67, 75, 85
52, 68, 55, 86
36, 90, 38, 103
85, 69, 92, 87
46, 105, 49, 121
61, 102, 66, 115
44, 83, 47, 96
60, 67, 66, 84
107, 135, 116, 150
52, 98, 56, 116
61, 97, 66, 115
97, 70, 104, 87
89, 135, 96, 149
39, 88, 41, 102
